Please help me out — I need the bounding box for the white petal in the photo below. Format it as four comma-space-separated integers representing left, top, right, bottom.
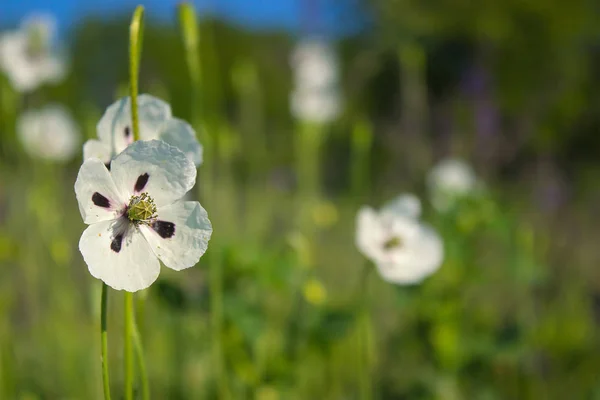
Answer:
376, 261, 427, 285
22, 13, 57, 39
96, 94, 172, 159
381, 193, 421, 219
140, 201, 212, 271
0, 15, 66, 93
41, 53, 67, 84
355, 206, 386, 262
158, 118, 203, 166
291, 40, 339, 89
376, 224, 444, 285
79, 219, 160, 292
427, 158, 477, 211
17, 105, 79, 161
110, 140, 197, 207
74, 158, 126, 224
95, 97, 135, 158
0, 33, 39, 92
83, 139, 112, 165
388, 213, 421, 240
137, 94, 173, 138
290, 88, 340, 123
16, 110, 39, 155
40, 105, 79, 159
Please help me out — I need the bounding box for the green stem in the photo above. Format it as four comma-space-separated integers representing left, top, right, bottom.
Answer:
294, 121, 324, 232
178, 2, 202, 120
285, 121, 324, 378
129, 5, 145, 142
124, 292, 134, 400
124, 7, 144, 399
178, 2, 214, 203
210, 252, 227, 398
359, 306, 373, 400
133, 320, 149, 400
100, 283, 111, 400
350, 118, 373, 198
297, 122, 322, 198
357, 262, 373, 400
233, 61, 264, 180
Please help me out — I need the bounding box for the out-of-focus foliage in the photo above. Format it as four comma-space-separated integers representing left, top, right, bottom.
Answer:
0, 0, 600, 398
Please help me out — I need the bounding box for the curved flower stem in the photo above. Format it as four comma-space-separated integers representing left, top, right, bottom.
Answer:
178, 1, 215, 202
178, 2, 202, 121
124, 7, 145, 400
133, 319, 149, 400
100, 283, 111, 400
356, 262, 373, 400
129, 5, 145, 142
124, 292, 134, 400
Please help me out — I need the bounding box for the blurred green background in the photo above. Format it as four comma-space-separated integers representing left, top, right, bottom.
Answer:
1, 0, 600, 398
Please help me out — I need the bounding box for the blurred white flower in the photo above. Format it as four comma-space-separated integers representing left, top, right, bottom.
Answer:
291, 40, 339, 91
0, 14, 67, 92
17, 104, 79, 162
290, 39, 341, 123
75, 140, 212, 292
427, 158, 478, 211
356, 194, 443, 284
290, 88, 341, 124
83, 94, 203, 167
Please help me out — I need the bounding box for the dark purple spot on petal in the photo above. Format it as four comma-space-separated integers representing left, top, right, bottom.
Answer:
134, 173, 149, 192
124, 126, 131, 138
92, 192, 110, 208
110, 234, 123, 253
152, 221, 175, 239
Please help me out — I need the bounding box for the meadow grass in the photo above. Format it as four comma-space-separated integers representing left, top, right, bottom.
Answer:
0, 3, 598, 399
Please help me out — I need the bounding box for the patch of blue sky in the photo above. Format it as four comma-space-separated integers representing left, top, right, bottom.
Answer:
0, 0, 366, 38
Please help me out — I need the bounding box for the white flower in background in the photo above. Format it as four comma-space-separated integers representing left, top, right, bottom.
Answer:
75, 140, 212, 292
17, 105, 79, 162
83, 94, 203, 167
290, 38, 341, 123
290, 88, 340, 125
0, 14, 67, 92
356, 194, 443, 284
427, 158, 478, 211
291, 40, 339, 91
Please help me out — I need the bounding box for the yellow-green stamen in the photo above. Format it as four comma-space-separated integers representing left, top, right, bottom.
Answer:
383, 236, 403, 250
127, 192, 156, 224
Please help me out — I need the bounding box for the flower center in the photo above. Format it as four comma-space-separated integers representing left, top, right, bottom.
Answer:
383, 236, 403, 250
127, 192, 157, 224
26, 25, 47, 60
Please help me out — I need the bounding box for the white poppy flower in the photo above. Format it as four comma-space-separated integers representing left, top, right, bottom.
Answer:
17, 104, 80, 162
291, 39, 339, 91
427, 158, 478, 211
290, 87, 341, 124
75, 140, 212, 292
0, 14, 67, 92
83, 94, 203, 167
290, 38, 342, 123
356, 194, 443, 285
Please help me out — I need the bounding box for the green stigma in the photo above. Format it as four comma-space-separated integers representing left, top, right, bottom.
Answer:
127, 192, 157, 224
383, 236, 403, 250
26, 25, 47, 59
